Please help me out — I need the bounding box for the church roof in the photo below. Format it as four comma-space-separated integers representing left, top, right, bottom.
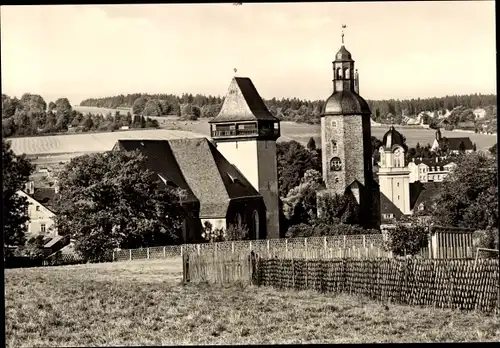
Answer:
335, 45, 354, 62
114, 138, 261, 218
382, 126, 406, 150
323, 90, 371, 116
209, 77, 279, 123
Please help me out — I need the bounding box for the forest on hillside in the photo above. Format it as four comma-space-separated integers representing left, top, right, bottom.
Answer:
1, 94, 159, 138
79, 92, 497, 127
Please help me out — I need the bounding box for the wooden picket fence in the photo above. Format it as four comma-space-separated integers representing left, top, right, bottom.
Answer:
254, 257, 500, 313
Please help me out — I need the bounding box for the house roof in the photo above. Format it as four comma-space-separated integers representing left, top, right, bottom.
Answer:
209, 77, 279, 123
411, 157, 456, 171
410, 181, 442, 211
439, 137, 473, 151
379, 192, 404, 218
382, 126, 406, 150
114, 138, 261, 218
31, 187, 57, 212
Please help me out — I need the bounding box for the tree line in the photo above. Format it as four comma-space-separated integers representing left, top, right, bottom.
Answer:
80, 92, 497, 125
2, 93, 159, 138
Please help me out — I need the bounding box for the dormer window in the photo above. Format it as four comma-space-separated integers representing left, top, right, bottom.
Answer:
331, 140, 337, 153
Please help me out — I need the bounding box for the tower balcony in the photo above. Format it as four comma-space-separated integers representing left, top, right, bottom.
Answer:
210, 121, 280, 141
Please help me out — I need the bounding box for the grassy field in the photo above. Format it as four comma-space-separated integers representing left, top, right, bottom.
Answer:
5, 259, 499, 346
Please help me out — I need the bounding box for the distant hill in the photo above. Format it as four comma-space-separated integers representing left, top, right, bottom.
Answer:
79, 92, 497, 126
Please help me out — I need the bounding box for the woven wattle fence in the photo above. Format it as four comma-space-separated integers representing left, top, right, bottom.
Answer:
254, 258, 500, 313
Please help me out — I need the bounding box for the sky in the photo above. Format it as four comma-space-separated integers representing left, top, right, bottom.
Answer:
1, 2, 496, 105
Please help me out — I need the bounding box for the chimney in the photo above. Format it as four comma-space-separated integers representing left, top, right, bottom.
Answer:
54, 178, 60, 194
354, 69, 359, 94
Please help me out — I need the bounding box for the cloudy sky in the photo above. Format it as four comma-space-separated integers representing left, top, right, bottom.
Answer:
1, 2, 496, 105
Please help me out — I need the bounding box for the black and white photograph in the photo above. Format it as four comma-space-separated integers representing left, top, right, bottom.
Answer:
2, 2, 498, 346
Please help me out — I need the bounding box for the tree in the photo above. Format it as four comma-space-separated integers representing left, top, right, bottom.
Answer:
48, 101, 57, 112
282, 169, 324, 225
306, 137, 316, 151
2, 139, 34, 248
429, 152, 497, 230
55, 98, 72, 114
53, 150, 186, 261
489, 143, 497, 155
277, 140, 321, 198
143, 100, 162, 116
316, 192, 360, 226
132, 97, 148, 115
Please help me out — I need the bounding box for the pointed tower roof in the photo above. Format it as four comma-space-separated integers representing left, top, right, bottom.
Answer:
209, 77, 279, 123
382, 126, 406, 150
335, 45, 353, 62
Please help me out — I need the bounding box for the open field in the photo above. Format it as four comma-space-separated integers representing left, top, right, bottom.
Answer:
5, 259, 500, 346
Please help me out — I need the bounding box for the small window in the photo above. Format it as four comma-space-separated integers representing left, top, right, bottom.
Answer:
397, 195, 400, 200
41, 224, 46, 233
331, 121, 337, 128
397, 182, 399, 187
334, 177, 339, 183
36, 206, 40, 211
331, 140, 337, 152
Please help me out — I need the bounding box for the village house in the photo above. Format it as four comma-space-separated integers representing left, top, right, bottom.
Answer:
407, 157, 457, 183
431, 128, 474, 154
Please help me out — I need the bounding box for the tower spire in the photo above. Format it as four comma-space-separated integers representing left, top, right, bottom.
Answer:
341, 24, 346, 45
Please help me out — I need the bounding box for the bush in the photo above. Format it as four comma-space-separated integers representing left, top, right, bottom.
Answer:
385, 223, 428, 256
472, 229, 499, 258
225, 224, 249, 241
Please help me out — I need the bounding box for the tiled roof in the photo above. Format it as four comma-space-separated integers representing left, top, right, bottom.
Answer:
382, 126, 406, 149
115, 138, 261, 218
411, 157, 456, 171
210, 77, 279, 123
439, 137, 473, 151
323, 90, 371, 116
32, 188, 56, 211
379, 192, 404, 219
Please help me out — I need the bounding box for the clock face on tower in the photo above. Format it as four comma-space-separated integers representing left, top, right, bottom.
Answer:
394, 149, 401, 156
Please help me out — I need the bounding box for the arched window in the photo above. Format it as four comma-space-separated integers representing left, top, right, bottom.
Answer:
336, 67, 342, 79
344, 68, 350, 79
330, 157, 342, 171
253, 210, 260, 239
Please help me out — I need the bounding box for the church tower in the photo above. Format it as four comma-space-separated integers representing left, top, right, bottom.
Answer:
317, 33, 377, 229
209, 77, 281, 239
378, 126, 411, 215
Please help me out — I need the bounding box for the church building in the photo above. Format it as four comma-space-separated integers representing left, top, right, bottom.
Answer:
317, 40, 380, 229
113, 77, 281, 242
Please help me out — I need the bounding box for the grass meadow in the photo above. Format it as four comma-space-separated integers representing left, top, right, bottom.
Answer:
5, 259, 500, 347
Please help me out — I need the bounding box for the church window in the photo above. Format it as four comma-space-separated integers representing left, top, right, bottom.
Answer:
36, 206, 40, 211
330, 157, 342, 171
397, 182, 399, 187
336, 67, 342, 79
331, 140, 337, 152
41, 224, 46, 233
397, 195, 400, 200
335, 177, 339, 183
331, 120, 337, 128
344, 67, 350, 79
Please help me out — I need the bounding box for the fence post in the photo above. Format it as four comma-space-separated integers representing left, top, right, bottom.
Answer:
129, 249, 132, 261
181, 245, 184, 259
147, 247, 150, 259
267, 240, 270, 258
249, 241, 253, 253
112, 250, 115, 262
363, 235, 366, 249
324, 236, 327, 253
285, 239, 288, 255
197, 244, 201, 255
305, 238, 308, 259
343, 235, 346, 249
231, 241, 235, 255
163, 246, 166, 258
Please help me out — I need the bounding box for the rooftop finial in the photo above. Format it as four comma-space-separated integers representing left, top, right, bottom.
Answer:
234, 68, 237, 76
341, 24, 346, 45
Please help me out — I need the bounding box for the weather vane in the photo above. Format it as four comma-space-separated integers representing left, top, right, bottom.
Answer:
341, 24, 347, 45
234, 68, 238, 76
